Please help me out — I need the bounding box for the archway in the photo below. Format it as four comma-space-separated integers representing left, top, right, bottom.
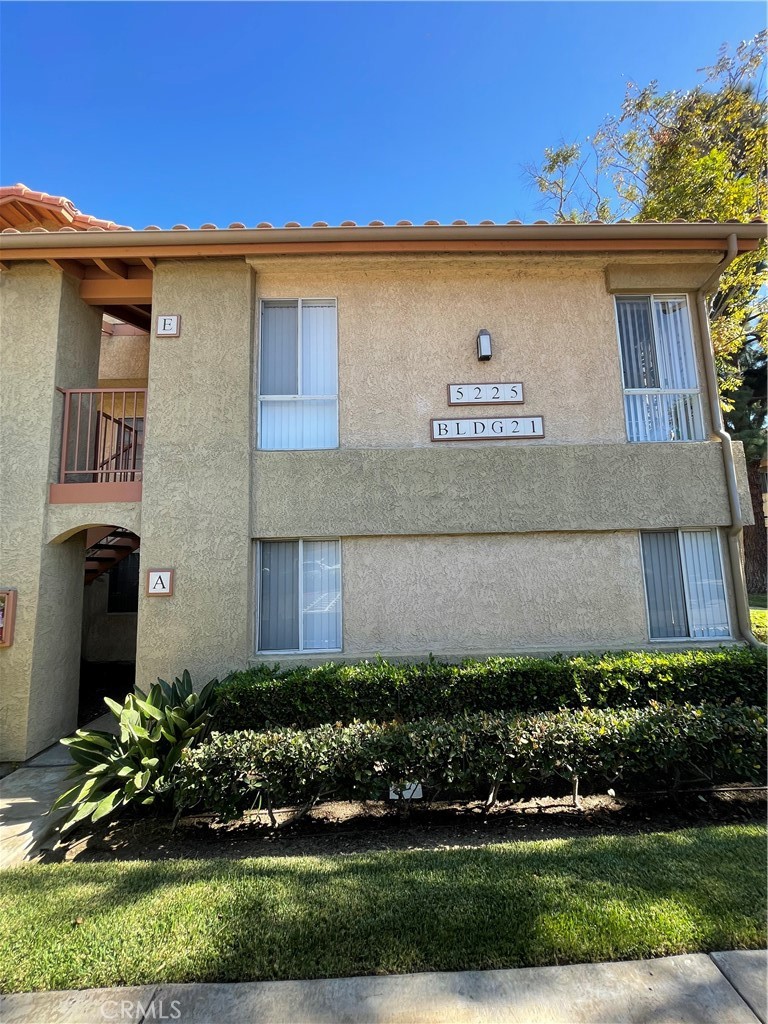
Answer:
48, 522, 140, 730
78, 527, 140, 724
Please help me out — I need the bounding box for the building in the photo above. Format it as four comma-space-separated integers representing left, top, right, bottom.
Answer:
0, 191, 765, 761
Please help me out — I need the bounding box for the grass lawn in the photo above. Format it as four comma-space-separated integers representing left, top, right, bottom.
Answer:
750, 593, 767, 642
1, 824, 765, 994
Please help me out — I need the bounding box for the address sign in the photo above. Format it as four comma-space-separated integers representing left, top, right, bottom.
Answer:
448, 382, 523, 405
431, 416, 544, 441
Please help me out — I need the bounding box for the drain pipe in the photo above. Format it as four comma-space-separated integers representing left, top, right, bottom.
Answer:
695, 232, 764, 648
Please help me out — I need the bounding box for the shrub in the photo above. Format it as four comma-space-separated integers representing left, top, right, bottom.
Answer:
52, 671, 219, 830
214, 647, 766, 732
176, 702, 767, 821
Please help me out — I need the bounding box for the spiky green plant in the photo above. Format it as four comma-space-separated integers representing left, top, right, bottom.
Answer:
51, 671, 219, 830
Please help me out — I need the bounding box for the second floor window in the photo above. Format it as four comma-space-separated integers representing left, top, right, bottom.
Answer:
616, 295, 704, 442
258, 299, 338, 450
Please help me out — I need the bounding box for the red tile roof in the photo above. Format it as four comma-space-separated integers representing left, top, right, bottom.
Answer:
0, 184, 131, 232
1, 185, 765, 235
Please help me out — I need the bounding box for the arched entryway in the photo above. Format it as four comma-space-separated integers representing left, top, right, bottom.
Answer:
46, 521, 140, 733
78, 527, 140, 724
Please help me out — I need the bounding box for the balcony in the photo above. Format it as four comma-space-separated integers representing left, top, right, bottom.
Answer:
49, 388, 146, 504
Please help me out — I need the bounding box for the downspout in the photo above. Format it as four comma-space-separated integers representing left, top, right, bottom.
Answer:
695, 232, 765, 648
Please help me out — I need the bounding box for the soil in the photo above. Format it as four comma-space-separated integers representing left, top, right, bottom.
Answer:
42, 786, 766, 864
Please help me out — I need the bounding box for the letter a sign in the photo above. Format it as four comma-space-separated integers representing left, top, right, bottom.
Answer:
147, 569, 174, 597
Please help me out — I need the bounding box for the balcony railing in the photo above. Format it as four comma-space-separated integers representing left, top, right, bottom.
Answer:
50, 388, 146, 503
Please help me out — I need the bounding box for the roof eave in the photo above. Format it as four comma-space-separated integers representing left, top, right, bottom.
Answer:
0, 221, 764, 259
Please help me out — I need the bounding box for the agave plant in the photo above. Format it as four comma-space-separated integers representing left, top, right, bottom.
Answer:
51, 671, 219, 831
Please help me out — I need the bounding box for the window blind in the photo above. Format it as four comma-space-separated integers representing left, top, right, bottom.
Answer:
259, 300, 338, 450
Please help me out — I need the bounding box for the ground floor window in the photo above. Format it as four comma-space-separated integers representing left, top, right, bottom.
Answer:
640, 529, 729, 640
258, 539, 341, 653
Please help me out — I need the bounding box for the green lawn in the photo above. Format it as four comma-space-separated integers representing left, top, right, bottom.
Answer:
750, 593, 767, 642
1, 825, 765, 993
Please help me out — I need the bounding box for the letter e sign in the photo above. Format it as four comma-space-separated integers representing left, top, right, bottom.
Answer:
147, 569, 174, 596
156, 314, 181, 337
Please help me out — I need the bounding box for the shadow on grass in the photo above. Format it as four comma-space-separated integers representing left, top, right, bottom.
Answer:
0, 826, 765, 993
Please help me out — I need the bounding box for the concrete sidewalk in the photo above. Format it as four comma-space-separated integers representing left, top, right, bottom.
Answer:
0, 715, 115, 870
1, 951, 765, 1024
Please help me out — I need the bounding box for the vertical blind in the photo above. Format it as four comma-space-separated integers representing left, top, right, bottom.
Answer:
259, 541, 299, 652
302, 540, 342, 650
679, 531, 729, 638
259, 300, 338, 450
641, 531, 689, 638
616, 296, 704, 442
641, 530, 729, 639
259, 540, 341, 652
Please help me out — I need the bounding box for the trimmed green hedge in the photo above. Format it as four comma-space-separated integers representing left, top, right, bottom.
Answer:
214, 648, 766, 731
178, 702, 767, 820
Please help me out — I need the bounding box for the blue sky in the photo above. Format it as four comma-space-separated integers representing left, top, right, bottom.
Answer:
1, 2, 764, 228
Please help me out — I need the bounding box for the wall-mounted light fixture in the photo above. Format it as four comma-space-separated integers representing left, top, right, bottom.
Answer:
476, 329, 492, 361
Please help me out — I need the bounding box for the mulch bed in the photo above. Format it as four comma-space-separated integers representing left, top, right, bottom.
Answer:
42, 785, 766, 864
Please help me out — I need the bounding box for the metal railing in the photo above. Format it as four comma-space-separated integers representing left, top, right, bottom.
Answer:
57, 388, 146, 484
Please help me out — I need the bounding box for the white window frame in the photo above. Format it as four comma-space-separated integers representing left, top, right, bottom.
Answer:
639, 528, 732, 642
256, 538, 343, 654
614, 293, 705, 442
256, 297, 340, 451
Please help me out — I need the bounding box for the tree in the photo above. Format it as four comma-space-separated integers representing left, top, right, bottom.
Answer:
526, 32, 767, 591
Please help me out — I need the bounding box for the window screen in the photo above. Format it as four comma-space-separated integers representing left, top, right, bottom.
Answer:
259, 540, 341, 652
259, 300, 338, 450
641, 530, 729, 640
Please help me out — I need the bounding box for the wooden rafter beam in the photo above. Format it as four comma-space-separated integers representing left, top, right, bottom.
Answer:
139, 256, 155, 270
80, 277, 153, 305
93, 257, 130, 279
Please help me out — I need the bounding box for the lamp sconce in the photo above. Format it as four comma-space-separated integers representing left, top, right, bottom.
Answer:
476, 329, 492, 361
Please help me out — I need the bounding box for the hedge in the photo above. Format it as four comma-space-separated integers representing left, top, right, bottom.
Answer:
177, 702, 767, 821
214, 648, 766, 731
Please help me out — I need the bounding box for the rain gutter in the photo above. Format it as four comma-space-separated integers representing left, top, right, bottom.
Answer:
695, 232, 764, 648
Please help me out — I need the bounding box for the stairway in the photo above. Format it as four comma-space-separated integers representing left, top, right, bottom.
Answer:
84, 527, 140, 585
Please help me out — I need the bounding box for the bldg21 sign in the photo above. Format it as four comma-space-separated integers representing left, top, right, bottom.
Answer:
431, 416, 544, 441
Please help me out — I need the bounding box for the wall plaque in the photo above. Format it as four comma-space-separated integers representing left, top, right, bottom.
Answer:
146, 569, 174, 596
156, 314, 181, 337
0, 589, 17, 648
431, 416, 544, 441
448, 382, 523, 405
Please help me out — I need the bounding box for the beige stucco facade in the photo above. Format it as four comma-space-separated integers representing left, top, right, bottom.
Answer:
0, 243, 757, 760
0, 265, 103, 758
252, 442, 751, 538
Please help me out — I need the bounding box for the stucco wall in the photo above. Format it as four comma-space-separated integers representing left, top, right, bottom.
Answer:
334, 531, 648, 658
98, 333, 150, 382
252, 441, 751, 538
604, 262, 720, 293
45, 503, 142, 544
82, 575, 137, 663
26, 533, 86, 754
252, 256, 629, 448
0, 264, 102, 759
136, 260, 254, 689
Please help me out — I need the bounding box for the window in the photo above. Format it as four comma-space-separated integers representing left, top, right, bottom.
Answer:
616, 295, 704, 442
640, 530, 729, 640
108, 552, 140, 614
258, 299, 338, 450
258, 539, 341, 652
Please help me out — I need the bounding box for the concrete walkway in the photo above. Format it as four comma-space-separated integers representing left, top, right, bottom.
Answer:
0, 714, 115, 869
1, 951, 765, 1024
